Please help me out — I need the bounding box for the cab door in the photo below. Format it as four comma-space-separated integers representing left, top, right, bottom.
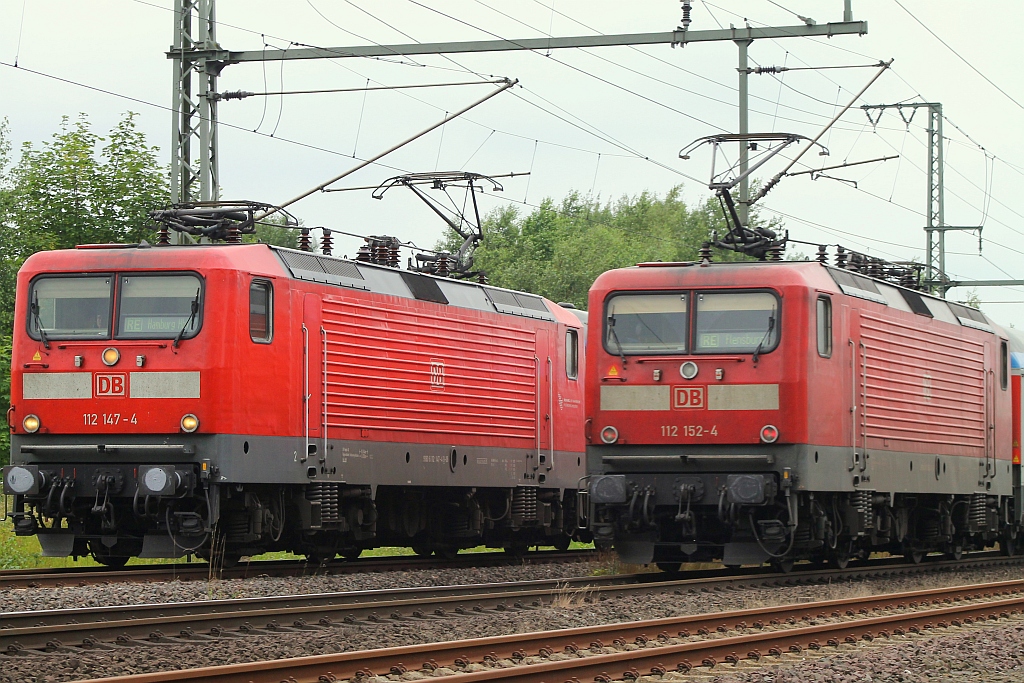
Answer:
845, 306, 868, 480
302, 294, 323, 449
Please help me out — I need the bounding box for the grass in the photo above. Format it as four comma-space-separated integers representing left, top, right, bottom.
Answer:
0, 502, 597, 570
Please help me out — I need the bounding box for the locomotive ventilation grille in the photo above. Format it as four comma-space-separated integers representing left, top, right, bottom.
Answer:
279, 250, 365, 280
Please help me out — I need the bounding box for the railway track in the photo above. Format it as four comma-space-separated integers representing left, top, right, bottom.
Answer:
69, 575, 1024, 683
0, 548, 596, 590
2, 552, 1020, 654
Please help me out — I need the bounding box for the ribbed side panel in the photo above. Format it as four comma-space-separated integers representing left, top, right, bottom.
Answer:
321, 296, 538, 441
861, 313, 986, 450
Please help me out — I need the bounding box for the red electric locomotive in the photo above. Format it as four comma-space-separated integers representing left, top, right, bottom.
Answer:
584, 254, 1022, 570
3, 237, 587, 564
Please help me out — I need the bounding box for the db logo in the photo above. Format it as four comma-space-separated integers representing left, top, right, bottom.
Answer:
429, 359, 445, 391
95, 373, 127, 397
673, 385, 705, 409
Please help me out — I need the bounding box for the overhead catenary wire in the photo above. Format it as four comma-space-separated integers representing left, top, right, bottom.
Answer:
213, 79, 510, 100
264, 78, 517, 216
0, 60, 412, 175
36, 0, 1024, 288
403, 0, 728, 131
892, 0, 1024, 112
754, 60, 894, 202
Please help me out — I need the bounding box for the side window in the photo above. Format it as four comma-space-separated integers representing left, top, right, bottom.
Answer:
249, 280, 272, 343
816, 296, 832, 358
1001, 340, 1008, 390
565, 329, 579, 380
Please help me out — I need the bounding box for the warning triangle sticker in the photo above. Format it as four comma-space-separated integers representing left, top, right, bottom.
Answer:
607, 366, 619, 376
32, 351, 41, 361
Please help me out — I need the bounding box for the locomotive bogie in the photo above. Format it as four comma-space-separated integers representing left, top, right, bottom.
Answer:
4, 243, 587, 563
585, 260, 1022, 568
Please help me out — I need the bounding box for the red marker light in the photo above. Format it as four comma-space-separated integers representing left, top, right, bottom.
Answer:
760, 425, 779, 444
600, 426, 619, 444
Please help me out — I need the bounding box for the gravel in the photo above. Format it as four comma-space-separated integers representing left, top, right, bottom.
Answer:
705, 618, 1024, 683
3, 562, 1024, 682
0, 558, 607, 612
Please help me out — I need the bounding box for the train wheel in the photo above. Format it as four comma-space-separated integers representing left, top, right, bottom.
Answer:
902, 545, 925, 564
505, 540, 530, 557
88, 540, 130, 568
1000, 535, 1017, 557
829, 542, 853, 569
435, 546, 459, 560
655, 562, 681, 574
946, 541, 965, 561
412, 544, 433, 557
340, 547, 362, 560
770, 556, 795, 573
551, 534, 572, 552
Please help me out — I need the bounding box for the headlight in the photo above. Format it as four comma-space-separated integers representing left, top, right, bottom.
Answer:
102, 347, 121, 366
22, 414, 40, 433
180, 414, 199, 433
680, 361, 699, 380
760, 424, 779, 443
4, 465, 41, 495
600, 425, 619, 444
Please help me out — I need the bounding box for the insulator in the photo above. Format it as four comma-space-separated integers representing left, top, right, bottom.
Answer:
834, 246, 847, 269
156, 225, 171, 246
435, 254, 451, 277
477, 272, 488, 285
299, 228, 312, 252
680, 0, 692, 29
320, 228, 333, 256
372, 239, 390, 265
754, 66, 781, 74
388, 239, 400, 268
816, 245, 828, 263
699, 242, 713, 262
355, 243, 372, 262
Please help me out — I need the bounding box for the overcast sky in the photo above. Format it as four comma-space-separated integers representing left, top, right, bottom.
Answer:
1, 1, 1021, 318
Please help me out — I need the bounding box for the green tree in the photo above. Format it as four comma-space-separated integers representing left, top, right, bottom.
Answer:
7, 113, 167, 252
0, 113, 168, 465
442, 186, 777, 309
242, 215, 301, 249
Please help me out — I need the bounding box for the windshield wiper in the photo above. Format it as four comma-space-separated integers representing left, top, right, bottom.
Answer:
751, 314, 776, 365
606, 314, 627, 366
173, 288, 201, 348
30, 293, 50, 350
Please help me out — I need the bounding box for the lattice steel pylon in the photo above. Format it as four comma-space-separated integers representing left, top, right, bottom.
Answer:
170, 0, 220, 207
862, 102, 981, 297
924, 104, 945, 293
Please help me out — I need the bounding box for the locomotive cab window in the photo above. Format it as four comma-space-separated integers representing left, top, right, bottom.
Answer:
605, 293, 688, 354
566, 329, 579, 380
28, 275, 113, 340
694, 291, 779, 354
250, 280, 273, 343
817, 296, 832, 358
117, 274, 202, 339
